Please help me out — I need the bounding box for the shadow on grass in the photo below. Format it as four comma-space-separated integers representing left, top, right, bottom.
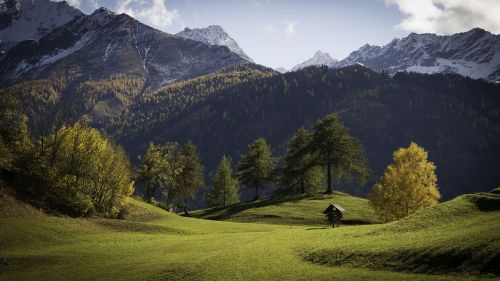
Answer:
189, 193, 336, 220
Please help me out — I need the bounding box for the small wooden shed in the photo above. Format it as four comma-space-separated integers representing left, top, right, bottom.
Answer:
323, 203, 345, 227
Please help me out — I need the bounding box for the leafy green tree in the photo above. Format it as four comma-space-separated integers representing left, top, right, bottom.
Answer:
282, 128, 325, 194
208, 156, 239, 207
174, 141, 205, 214
28, 123, 134, 216
0, 95, 31, 169
311, 114, 368, 194
237, 138, 276, 200
137, 143, 169, 203
369, 142, 441, 222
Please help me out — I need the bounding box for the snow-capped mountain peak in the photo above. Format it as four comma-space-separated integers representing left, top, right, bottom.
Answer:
0, 0, 84, 52
291, 50, 338, 71
176, 25, 253, 62
335, 28, 500, 82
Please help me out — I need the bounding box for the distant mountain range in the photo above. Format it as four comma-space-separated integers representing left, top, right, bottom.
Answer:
336, 28, 500, 82
0, 0, 248, 88
1, 0, 499, 202
279, 29, 500, 82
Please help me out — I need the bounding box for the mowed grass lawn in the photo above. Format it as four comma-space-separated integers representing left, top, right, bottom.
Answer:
1, 189, 499, 281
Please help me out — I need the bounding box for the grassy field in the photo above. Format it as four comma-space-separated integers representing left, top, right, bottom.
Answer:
0, 187, 499, 281
190, 191, 380, 225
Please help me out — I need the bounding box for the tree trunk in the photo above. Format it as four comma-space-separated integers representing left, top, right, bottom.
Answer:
254, 184, 259, 201
326, 163, 333, 194
300, 174, 305, 194
184, 198, 188, 215
223, 176, 226, 207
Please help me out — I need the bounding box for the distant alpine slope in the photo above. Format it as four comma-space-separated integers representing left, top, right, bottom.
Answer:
176, 25, 253, 62
0, 0, 249, 88
283, 28, 499, 82
335, 28, 500, 82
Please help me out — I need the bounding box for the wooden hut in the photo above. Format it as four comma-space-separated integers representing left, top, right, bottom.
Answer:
323, 203, 345, 227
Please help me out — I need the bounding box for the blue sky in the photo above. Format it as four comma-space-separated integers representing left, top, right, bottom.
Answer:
67, 0, 500, 69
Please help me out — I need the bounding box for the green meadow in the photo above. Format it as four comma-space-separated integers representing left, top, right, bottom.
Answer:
1, 187, 499, 281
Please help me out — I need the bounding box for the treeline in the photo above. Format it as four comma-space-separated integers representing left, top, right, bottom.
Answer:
134, 113, 369, 212
112, 65, 500, 199
0, 95, 133, 216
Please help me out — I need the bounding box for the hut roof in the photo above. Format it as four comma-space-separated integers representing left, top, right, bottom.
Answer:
323, 203, 345, 214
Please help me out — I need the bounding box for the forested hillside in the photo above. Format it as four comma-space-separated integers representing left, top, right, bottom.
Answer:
107, 65, 500, 199
2, 63, 499, 200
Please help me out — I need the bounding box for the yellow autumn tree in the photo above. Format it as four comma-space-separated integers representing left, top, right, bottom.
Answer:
369, 142, 440, 222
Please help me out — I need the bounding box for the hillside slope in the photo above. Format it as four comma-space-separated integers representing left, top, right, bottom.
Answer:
191, 191, 379, 225
304, 190, 500, 275
0, 186, 499, 280
112, 65, 500, 199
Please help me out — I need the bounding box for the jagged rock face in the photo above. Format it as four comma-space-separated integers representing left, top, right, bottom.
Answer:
0, 0, 21, 30
291, 50, 338, 71
0, 8, 248, 88
335, 28, 500, 82
176, 25, 254, 62
0, 0, 84, 52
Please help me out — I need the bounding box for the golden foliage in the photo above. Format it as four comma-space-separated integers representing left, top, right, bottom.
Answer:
369, 142, 441, 222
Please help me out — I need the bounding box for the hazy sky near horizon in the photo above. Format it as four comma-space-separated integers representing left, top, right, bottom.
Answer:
64, 0, 500, 69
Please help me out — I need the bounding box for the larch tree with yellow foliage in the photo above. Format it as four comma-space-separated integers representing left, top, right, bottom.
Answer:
369, 142, 441, 222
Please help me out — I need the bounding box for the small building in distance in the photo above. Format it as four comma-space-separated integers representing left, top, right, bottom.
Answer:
323, 203, 345, 227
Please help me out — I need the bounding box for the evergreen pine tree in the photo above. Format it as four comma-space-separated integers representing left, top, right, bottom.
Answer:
311, 114, 368, 194
237, 138, 276, 200
208, 156, 239, 207
175, 141, 205, 214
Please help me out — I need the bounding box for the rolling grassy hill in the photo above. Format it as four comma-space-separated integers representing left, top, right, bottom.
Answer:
1, 185, 499, 281
190, 191, 380, 226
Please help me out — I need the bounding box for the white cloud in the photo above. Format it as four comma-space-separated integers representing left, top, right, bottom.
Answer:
284, 21, 298, 37
386, 0, 500, 34
116, 0, 179, 30
89, 0, 100, 9
264, 24, 276, 33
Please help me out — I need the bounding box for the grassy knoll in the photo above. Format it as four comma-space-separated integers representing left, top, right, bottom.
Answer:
190, 191, 380, 225
0, 188, 499, 281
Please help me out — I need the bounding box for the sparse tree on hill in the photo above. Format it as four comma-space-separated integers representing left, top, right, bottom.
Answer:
237, 138, 276, 201
174, 141, 205, 214
369, 142, 441, 222
311, 114, 368, 194
208, 156, 240, 207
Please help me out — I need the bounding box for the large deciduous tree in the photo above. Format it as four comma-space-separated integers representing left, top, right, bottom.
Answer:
35, 123, 133, 216
237, 138, 276, 201
369, 142, 441, 222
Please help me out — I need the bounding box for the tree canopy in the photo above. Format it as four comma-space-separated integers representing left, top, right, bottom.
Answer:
369, 142, 441, 222
208, 156, 240, 207
281, 127, 325, 194
237, 138, 276, 200
311, 114, 369, 194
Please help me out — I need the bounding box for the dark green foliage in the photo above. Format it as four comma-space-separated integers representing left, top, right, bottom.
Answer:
137, 143, 170, 203
174, 141, 205, 214
112, 65, 500, 199
208, 156, 240, 207
281, 128, 325, 194
0, 95, 31, 166
237, 138, 276, 200
4, 64, 500, 200
311, 114, 369, 194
